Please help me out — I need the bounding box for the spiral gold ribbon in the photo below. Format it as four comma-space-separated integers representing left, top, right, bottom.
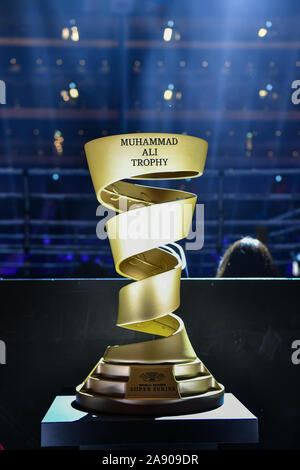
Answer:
85, 133, 207, 365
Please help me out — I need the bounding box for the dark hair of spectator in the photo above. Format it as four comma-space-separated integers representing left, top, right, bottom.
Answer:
216, 237, 279, 278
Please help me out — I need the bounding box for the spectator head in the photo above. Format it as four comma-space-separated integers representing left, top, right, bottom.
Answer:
216, 236, 279, 278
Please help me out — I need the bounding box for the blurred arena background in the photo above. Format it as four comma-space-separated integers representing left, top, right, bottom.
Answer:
0, 0, 299, 278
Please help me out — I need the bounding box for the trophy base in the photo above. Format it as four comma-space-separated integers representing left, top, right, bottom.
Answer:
76, 358, 224, 416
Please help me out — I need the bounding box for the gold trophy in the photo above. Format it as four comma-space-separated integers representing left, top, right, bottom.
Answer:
76, 133, 224, 415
